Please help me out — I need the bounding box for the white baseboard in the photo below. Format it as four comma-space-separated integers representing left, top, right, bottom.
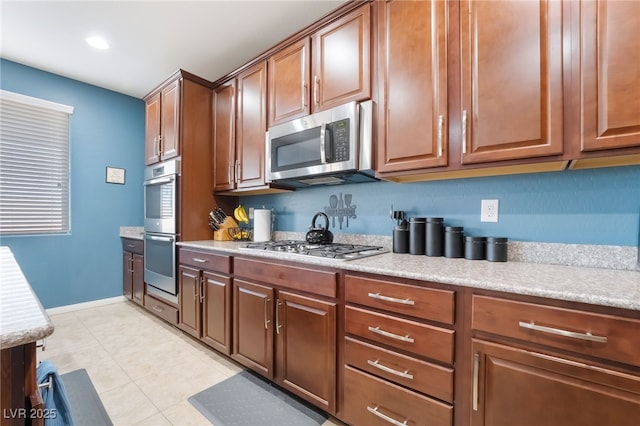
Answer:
46, 295, 127, 315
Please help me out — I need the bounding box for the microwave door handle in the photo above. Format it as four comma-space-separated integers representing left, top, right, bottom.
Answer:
144, 176, 174, 186
320, 122, 327, 164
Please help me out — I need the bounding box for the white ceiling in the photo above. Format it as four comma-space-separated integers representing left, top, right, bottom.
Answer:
1, 0, 346, 99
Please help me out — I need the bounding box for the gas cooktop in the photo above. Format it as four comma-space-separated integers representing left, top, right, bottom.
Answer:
241, 240, 389, 261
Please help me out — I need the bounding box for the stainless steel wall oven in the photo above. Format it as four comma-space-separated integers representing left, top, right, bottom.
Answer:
143, 158, 180, 304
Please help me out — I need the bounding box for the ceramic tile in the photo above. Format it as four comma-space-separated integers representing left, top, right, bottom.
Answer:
100, 381, 159, 425
134, 412, 172, 425
161, 400, 213, 426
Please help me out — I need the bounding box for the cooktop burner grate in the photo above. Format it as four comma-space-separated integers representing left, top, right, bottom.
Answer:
242, 240, 388, 261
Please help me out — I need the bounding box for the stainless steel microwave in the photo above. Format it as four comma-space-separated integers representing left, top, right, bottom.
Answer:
266, 101, 376, 187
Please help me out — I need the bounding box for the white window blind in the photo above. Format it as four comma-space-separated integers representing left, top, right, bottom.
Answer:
0, 90, 73, 235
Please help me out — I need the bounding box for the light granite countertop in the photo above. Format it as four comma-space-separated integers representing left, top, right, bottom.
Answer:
0, 246, 54, 349
120, 226, 144, 240
177, 239, 640, 312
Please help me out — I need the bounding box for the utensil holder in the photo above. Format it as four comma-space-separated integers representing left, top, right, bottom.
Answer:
213, 216, 239, 241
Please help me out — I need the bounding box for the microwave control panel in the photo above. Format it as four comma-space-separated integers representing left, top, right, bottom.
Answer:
330, 119, 350, 162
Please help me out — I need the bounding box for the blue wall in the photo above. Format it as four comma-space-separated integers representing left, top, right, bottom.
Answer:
245, 165, 640, 246
0, 59, 145, 308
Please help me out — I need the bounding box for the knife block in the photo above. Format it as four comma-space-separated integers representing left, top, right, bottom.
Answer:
213, 216, 239, 241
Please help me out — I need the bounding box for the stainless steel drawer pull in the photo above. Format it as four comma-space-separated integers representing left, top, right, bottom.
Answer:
192, 258, 207, 263
367, 359, 414, 380
151, 305, 163, 313
367, 405, 408, 426
518, 321, 608, 343
367, 292, 415, 306
368, 326, 415, 343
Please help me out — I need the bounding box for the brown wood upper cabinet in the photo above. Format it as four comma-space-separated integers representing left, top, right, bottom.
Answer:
145, 79, 180, 165
460, 0, 564, 164
213, 62, 268, 191
267, 3, 371, 127
574, 0, 640, 156
377, 0, 448, 173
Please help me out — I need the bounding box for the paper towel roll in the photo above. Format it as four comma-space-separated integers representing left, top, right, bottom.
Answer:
253, 209, 272, 242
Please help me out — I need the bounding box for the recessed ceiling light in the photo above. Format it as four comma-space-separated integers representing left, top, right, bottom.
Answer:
86, 36, 109, 50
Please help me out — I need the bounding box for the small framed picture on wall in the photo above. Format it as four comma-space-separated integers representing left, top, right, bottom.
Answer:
106, 166, 126, 184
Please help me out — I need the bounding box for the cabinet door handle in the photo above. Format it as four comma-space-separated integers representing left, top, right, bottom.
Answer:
518, 321, 608, 343
367, 292, 415, 306
158, 135, 163, 156
275, 299, 282, 335
235, 160, 241, 184
366, 405, 408, 426
302, 82, 308, 107
264, 298, 271, 329
461, 110, 468, 154
200, 276, 205, 303
472, 353, 480, 411
228, 161, 233, 185
313, 75, 319, 104
437, 115, 444, 158
192, 258, 207, 263
367, 359, 414, 380
368, 326, 414, 343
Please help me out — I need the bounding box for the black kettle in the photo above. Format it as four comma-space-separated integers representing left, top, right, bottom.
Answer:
306, 212, 334, 244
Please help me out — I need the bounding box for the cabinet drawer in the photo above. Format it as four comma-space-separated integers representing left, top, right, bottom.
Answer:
343, 365, 452, 426
345, 274, 455, 324
144, 294, 179, 325
121, 238, 143, 255
346, 306, 454, 364
344, 337, 454, 403
179, 248, 231, 273
472, 295, 640, 367
234, 257, 337, 298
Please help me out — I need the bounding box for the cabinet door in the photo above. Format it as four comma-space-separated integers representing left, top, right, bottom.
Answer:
178, 265, 201, 339
312, 3, 371, 112
236, 62, 267, 188
275, 291, 336, 414
460, 0, 563, 164
160, 79, 181, 161
377, 0, 448, 173
470, 339, 640, 426
201, 271, 231, 355
122, 252, 133, 299
268, 38, 311, 126
132, 253, 144, 306
213, 81, 237, 191
232, 279, 274, 379
580, 0, 640, 152
144, 92, 161, 165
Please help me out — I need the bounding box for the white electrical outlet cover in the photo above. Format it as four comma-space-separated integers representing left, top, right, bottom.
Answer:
481, 199, 499, 223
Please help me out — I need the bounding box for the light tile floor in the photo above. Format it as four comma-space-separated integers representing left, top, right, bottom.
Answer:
39, 300, 344, 426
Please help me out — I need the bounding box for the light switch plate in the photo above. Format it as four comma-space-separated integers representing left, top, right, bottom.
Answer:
481, 199, 499, 222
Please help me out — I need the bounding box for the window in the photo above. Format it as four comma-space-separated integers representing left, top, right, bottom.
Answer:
0, 90, 73, 235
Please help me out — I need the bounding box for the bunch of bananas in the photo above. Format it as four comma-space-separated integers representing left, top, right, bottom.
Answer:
234, 204, 249, 224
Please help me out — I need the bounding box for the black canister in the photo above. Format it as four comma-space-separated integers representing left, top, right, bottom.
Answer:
393, 224, 409, 254
409, 218, 426, 255
444, 226, 464, 258
465, 236, 486, 260
426, 217, 444, 257
486, 237, 508, 262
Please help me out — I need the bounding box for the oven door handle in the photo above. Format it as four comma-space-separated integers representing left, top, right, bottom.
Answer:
146, 235, 174, 242
144, 176, 174, 186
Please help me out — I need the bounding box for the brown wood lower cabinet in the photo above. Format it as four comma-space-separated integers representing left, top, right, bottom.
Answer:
343, 365, 453, 426
470, 339, 640, 426
468, 292, 640, 426
343, 273, 457, 425
178, 248, 232, 354
122, 238, 144, 306
232, 257, 338, 414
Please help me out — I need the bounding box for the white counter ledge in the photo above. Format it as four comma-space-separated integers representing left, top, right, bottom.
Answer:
178, 240, 640, 312
0, 246, 54, 349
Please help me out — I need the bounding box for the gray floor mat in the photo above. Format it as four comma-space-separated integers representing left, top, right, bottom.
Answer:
60, 369, 112, 426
